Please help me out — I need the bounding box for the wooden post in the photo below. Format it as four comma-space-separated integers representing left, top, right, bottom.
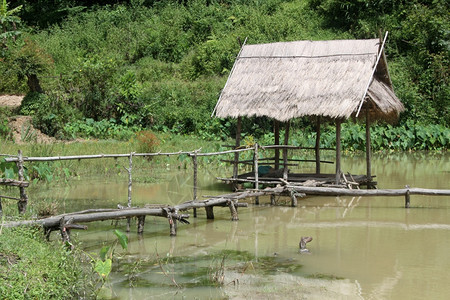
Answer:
254, 143, 259, 205
17, 150, 28, 214
192, 152, 198, 218
283, 121, 290, 181
290, 190, 298, 207
228, 200, 239, 221
365, 107, 373, 189
405, 187, 410, 208
270, 194, 276, 205
169, 214, 177, 236
0, 196, 2, 215
233, 117, 242, 191
205, 206, 214, 219
274, 120, 280, 169
315, 117, 321, 174
137, 216, 145, 234
335, 119, 342, 184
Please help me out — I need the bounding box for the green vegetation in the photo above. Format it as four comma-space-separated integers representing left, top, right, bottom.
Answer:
0, 226, 89, 299
1, 0, 446, 150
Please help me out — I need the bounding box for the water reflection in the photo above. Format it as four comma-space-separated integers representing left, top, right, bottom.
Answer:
33, 153, 450, 299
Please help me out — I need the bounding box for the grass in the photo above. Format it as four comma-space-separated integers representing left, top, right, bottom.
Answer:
0, 226, 92, 299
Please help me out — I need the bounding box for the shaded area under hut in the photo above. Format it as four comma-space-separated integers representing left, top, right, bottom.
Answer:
213, 33, 404, 190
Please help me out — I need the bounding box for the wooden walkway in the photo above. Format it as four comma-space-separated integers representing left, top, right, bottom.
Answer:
1, 148, 449, 243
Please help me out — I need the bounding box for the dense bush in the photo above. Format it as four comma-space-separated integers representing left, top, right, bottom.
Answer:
1, 0, 448, 148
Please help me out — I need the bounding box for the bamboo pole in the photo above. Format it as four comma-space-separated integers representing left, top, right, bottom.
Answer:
233, 117, 242, 191
254, 143, 259, 205
274, 120, 280, 169
365, 107, 373, 189
283, 121, 290, 181
335, 119, 342, 184
315, 116, 321, 174
17, 150, 28, 214
4, 150, 202, 162
356, 31, 389, 117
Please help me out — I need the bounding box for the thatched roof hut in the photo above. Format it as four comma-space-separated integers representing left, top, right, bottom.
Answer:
213, 37, 404, 122
214, 35, 404, 188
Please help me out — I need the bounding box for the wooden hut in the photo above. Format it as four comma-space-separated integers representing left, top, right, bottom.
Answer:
213, 33, 404, 189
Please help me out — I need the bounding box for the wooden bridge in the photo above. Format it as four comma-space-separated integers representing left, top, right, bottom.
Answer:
1, 148, 449, 242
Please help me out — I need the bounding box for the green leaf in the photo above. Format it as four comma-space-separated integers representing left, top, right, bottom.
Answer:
94, 258, 112, 279
99, 246, 111, 261
4, 167, 15, 179
113, 229, 128, 250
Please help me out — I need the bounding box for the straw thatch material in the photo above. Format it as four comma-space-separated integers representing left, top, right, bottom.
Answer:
214, 39, 404, 122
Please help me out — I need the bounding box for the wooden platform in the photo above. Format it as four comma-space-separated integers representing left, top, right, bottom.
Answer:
219, 172, 375, 188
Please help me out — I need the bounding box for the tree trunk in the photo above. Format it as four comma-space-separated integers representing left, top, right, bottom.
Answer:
27, 74, 43, 93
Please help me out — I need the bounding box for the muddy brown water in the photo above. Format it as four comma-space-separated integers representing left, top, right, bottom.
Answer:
36, 153, 449, 299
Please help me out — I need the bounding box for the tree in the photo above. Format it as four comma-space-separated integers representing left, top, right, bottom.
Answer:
0, 0, 22, 49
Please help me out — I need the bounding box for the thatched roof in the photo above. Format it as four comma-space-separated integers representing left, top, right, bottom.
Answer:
213, 38, 404, 122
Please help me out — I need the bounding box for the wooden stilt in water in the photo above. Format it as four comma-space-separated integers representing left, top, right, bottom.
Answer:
315, 117, 321, 175
228, 200, 239, 221
335, 119, 342, 184
274, 120, 280, 170
405, 187, 410, 208
254, 143, 259, 205
365, 107, 373, 189
17, 150, 28, 214
169, 214, 177, 236
290, 191, 298, 207
137, 216, 145, 234
270, 194, 276, 205
283, 121, 290, 181
233, 117, 242, 191
205, 206, 214, 219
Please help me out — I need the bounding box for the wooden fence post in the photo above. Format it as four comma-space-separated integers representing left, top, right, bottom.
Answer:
125, 152, 134, 232
17, 150, 28, 214
405, 186, 410, 208
192, 151, 198, 218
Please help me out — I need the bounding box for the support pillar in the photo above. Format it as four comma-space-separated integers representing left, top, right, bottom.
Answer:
365, 107, 373, 189
169, 214, 177, 236
335, 119, 342, 184
315, 117, 321, 175
229, 200, 239, 221
283, 121, 290, 181
274, 120, 280, 169
137, 216, 145, 234
233, 117, 242, 191
254, 143, 259, 205
205, 206, 214, 219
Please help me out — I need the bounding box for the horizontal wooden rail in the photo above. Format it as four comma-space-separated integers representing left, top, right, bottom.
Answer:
287, 186, 450, 197
0, 178, 29, 187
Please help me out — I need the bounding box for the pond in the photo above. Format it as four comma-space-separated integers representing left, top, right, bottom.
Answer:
37, 152, 449, 299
